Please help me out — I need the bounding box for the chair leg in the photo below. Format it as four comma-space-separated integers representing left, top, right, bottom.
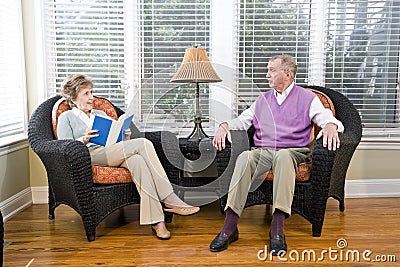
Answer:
86, 232, 96, 242
84, 225, 97, 242
312, 223, 322, 237
339, 199, 345, 212
48, 207, 55, 220
164, 211, 173, 223
219, 196, 227, 215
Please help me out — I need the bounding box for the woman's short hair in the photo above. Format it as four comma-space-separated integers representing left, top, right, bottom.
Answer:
61, 74, 93, 108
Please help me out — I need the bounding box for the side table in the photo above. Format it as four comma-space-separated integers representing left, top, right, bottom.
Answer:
177, 137, 231, 207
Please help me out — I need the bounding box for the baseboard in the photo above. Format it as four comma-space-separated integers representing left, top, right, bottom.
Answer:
30, 180, 400, 203
0, 188, 32, 222
345, 179, 400, 198
31, 186, 49, 204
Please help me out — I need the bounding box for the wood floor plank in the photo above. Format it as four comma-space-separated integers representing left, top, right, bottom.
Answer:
3, 198, 400, 266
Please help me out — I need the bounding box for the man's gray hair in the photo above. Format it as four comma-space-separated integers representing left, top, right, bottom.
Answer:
270, 54, 297, 77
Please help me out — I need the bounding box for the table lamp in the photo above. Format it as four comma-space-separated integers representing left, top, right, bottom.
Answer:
170, 47, 222, 140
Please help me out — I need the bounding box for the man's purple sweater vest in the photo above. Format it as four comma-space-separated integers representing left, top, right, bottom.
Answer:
253, 85, 315, 150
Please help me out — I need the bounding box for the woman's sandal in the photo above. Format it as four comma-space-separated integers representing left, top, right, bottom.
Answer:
151, 224, 171, 240
163, 206, 200, 216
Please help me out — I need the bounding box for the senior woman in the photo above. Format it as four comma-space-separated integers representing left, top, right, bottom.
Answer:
57, 74, 200, 240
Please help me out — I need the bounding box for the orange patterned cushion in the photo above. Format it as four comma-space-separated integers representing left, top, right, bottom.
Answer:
52, 96, 133, 184
92, 165, 132, 184
264, 161, 312, 182
262, 89, 335, 182
52, 96, 119, 139
306, 88, 335, 138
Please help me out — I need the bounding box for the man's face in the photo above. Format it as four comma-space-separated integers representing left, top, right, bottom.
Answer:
266, 59, 291, 93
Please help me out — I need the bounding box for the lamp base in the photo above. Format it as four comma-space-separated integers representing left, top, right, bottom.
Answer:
187, 116, 209, 140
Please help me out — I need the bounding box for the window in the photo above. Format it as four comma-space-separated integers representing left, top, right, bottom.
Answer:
43, 0, 128, 107
325, 0, 400, 137
236, 0, 400, 139
236, 0, 311, 113
42, 0, 211, 134
42, 0, 400, 140
139, 0, 211, 133
0, 0, 27, 146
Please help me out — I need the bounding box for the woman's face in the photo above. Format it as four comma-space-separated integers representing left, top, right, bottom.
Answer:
72, 85, 94, 114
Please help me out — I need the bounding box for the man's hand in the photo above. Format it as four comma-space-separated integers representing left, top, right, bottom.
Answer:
316, 122, 340, 151
213, 122, 231, 150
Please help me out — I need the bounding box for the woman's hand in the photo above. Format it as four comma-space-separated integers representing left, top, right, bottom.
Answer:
123, 128, 131, 140
83, 128, 99, 144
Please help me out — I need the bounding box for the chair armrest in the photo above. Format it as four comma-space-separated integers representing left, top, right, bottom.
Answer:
309, 137, 336, 208
32, 139, 95, 214
309, 86, 362, 201
144, 131, 182, 186
215, 130, 251, 197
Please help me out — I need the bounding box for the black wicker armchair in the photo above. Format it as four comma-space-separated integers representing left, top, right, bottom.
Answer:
1, 209, 3, 267
218, 86, 362, 237
28, 95, 180, 241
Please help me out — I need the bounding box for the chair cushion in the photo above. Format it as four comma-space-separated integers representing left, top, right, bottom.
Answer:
92, 165, 132, 184
307, 88, 335, 138
264, 161, 312, 182
52, 96, 119, 139
262, 88, 335, 182
52, 96, 132, 184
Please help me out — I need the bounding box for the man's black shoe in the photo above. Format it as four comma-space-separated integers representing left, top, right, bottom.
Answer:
269, 232, 287, 256
209, 229, 239, 252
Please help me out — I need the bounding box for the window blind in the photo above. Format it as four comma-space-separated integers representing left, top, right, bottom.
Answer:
43, 0, 212, 133
236, 0, 311, 113
325, 0, 400, 135
43, 0, 128, 108
139, 0, 211, 132
0, 0, 27, 146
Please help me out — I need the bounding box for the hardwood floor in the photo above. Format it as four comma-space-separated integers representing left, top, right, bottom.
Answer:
3, 198, 400, 266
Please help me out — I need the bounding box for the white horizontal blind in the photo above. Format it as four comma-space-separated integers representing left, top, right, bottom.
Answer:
325, 0, 400, 134
0, 0, 27, 146
236, 0, 311, 113
43, 0, 212, 133
139, 0, 211, 131
43, 0, 129, 108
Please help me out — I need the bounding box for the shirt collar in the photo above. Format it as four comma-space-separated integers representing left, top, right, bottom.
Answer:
274, 82, 295, 98
72, 107, 95, 127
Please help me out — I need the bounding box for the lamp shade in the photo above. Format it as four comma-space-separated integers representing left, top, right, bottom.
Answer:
170, 47, 222, 83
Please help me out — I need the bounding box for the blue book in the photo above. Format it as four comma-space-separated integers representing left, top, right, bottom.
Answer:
90, 113, 134, 147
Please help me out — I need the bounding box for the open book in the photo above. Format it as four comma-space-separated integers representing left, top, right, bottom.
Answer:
90, 112, 134, 147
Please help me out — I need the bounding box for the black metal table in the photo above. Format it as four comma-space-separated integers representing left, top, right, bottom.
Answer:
177, 137, 231, 207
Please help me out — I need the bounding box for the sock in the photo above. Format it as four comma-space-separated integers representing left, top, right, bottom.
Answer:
221, 208, 239, 236
270, 209, 286, 236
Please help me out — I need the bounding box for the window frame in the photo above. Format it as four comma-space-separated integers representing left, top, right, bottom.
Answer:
0, 0, 28, 149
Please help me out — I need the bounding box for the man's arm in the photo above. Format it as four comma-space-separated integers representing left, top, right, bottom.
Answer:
213, 102, 256, 150
310, 96, 344, 151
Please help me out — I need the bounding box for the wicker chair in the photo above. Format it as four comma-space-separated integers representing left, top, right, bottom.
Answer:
218, 86, 362, 237
28, 95, 180, 241
1, 209, 3, 267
